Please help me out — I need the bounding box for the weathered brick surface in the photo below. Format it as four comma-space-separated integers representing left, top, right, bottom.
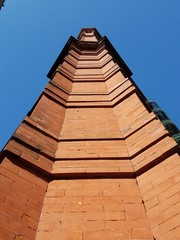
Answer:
125, 119, 167, 156
132, 135, 177, 173
105, 71, 126, 92
71, 81, 107, 94
30, 94, 66, 136
4, 140, 54, 173
51, 72, 73, 93
14, 122, 57, 157
52, 159, 133, 175
0, 155, 48, 240
56, 140, 129, 158
59, 108, 122, 139
36, 179, 153, 240
137, 153, 180, 239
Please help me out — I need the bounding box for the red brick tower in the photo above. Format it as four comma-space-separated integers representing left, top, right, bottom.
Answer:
0, 28, 180, 240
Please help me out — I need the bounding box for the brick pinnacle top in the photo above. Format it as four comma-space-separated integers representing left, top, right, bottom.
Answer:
47, 28, 132, 79
77, 28, 102, 42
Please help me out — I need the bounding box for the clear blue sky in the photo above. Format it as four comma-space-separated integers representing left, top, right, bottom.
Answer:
0, 0, 180, 150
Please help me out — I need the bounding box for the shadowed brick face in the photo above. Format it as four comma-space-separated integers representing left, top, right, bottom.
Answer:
0, 28, 179, 240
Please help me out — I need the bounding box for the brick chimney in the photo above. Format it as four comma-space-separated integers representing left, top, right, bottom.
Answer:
0, 28, 179, 240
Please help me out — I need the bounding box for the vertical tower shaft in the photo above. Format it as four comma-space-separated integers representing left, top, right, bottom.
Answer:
0, 28, 179, 240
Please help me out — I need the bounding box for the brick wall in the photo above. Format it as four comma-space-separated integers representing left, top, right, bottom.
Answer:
137, 153, 180, 240
36, 179, 153, 240
0, 154, 48, 240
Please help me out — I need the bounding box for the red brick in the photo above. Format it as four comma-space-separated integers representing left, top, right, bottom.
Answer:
59, 221, 82, 231
0, 167, 33, 190
103, 203, 126, 212
0, 213, 36, 240
37, 221, 60, 231
122, 195, 142, 203
40, 212, 83, 221
1, 158, 19, 174
35, 231, 82, 240
7, 189, 29, 205
0, 172, 13, 188
172, 172, 180, 184
44, 196, 83, 205
153, 213, 180, 237
105, 219, 150, 230
174, 226, 180, 238
83, 230, 130, 240
18, 168, 47, 189
24, 207, 41, 221
83, 211, 125, 221
125, 204, 147, 219
83, 196, 123, 204
0, 204, 23, 221
4, 143, 22, 157
157, 230, 175, 240
129, 229, 153, 239
158, 182, 180, 202
63, 203, 103, 212
143, 178, 173, 202
0, 192, 6, 203
158, 192, 180, 212
102, 189, 122, 196
15, 236, 28, 240
82, 221, 105, 231
27, 198, 42, 212
58, 220, 105, 232
46, 189, 65, 197
163, 202, 180, 220
0, 225, 15, 240
145, 196, 159, 210
9, 182, 45, 207
42, 204, 63, 213
48, 180, 83, 190
38, 155, 53, 170
65, 189, 101, 197
21, 215, 38, 230
32, 183, 47, 195
4, 196, 24, 210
